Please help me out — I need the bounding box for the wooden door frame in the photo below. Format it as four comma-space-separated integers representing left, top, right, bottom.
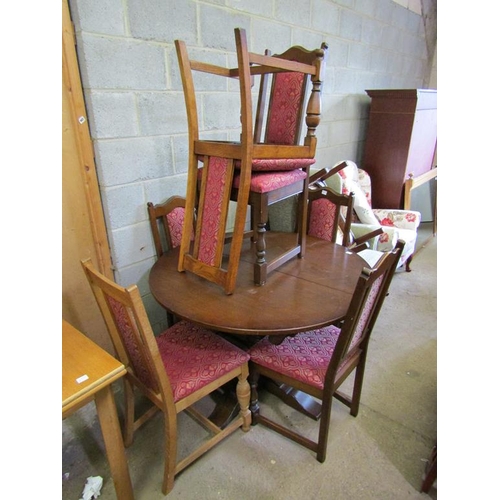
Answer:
62, 0, 112, 278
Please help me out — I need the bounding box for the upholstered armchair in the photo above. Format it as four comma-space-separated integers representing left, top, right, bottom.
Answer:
314, 161, 421, 271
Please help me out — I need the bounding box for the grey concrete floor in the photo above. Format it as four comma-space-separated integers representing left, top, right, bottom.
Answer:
62, 224, 437, 499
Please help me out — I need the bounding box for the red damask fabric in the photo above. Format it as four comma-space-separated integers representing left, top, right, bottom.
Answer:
166, 207, 185, 249
308, 198, 337, 241
267, 72, 305, 145
108, 297, 159, 392
249, 275, 384, 389
198, 156, 229, 265
233, 168, 307, 193
156, 321, 250, 402
107, 300, 249, 403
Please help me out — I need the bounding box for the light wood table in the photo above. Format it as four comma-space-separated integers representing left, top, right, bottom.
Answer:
62, 320, 134, 500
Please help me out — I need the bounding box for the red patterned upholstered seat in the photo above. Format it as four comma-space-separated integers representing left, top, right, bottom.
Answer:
248, 241, 404, 464
233, 169, 308, 194
248, 158, 316, 172
82, 258, 251, 495
156, 321, 250, 402
249, 326, 342, 390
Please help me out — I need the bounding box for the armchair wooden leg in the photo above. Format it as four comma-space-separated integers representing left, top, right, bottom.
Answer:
405, 254, 413, 272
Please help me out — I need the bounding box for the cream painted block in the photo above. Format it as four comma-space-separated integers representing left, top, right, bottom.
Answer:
393, 0, 422, 15
408, 0, 422, 14
393, 0, 408, 8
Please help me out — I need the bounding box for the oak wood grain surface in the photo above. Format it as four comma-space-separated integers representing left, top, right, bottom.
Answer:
149, 233, 365, 336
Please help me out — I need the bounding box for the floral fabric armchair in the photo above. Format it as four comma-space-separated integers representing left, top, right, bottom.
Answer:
315, 161, 421, 271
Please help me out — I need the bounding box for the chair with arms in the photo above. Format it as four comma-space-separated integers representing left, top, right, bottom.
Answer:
231, 34, 328, 286
317, 160, 421, 271
175, 29, 255, 295
81, 258, 251, 495
247, 240, 404, 463
176, 28, 327, 292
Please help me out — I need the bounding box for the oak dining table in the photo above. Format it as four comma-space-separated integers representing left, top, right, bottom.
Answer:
149, 232, 366, 421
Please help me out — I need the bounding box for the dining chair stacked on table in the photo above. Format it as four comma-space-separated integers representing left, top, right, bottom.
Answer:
175, 28, 328, 293
175, 29, 255, 295
81, 258, 251, 495
230, 35, 328, 286
247, 240, 404, 463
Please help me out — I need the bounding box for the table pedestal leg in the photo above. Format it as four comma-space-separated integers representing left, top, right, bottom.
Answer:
264, 380, 321, 420
94, 386, 134, 500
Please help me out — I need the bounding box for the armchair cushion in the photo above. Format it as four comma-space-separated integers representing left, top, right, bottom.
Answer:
337, 161, 380, 226
372, 208, 421, 231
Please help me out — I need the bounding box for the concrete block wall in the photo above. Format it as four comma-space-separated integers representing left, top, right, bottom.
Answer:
68, 0, 434, 334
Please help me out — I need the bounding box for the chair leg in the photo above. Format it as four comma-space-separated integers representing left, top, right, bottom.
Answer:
350, 357, 367, 417
122, 377, 135, 447
297, 177, 309, 258
236, 369, 252, 431
161, 411, 178, 495
316, 394, 333, 463
253, 196, 269, 286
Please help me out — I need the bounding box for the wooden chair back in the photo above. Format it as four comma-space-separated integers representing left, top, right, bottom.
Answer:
254, 44, 328, 152
81, 258, 174, 415
307, 186, 354, 247
147, 195, 191, 258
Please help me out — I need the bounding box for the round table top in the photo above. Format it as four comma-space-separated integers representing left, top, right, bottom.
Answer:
149, 234, 366, 336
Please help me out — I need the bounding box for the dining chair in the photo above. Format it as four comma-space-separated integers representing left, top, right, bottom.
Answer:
306, 185, 354, 247
81, 258, 251, 495
147, 195, 190, 258
247, 240, 404, 463
319, 160, 421, 271
174, 29, 255, 295
309, 164, 384, 267
231, 33, 328, 286
147, 195, 193, 326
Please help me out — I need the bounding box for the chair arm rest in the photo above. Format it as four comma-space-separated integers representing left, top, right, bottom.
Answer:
352, 227, 384, 247
376, 227, 399, 252
309, 161, 347, 186
349, 241, 369, 253
372, 209, 421, 230
351, 223, 383, 249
